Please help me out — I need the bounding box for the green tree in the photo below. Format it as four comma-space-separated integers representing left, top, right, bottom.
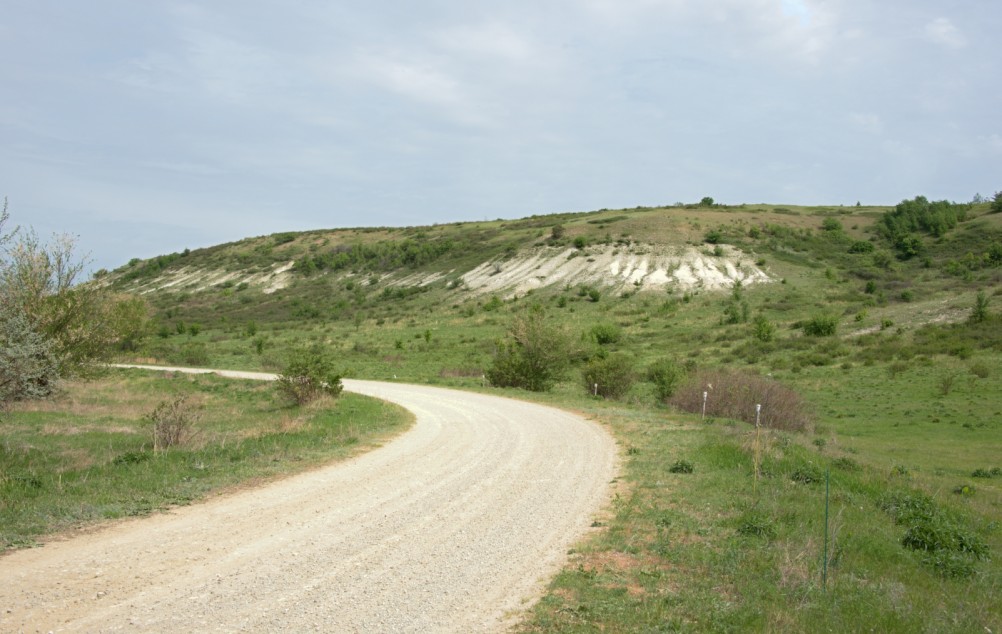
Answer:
992, 191, 1002, 214
486, 305, 571, 391
0, 302, 59, 405
969, 291, 989, 324
0, 200, 149, 403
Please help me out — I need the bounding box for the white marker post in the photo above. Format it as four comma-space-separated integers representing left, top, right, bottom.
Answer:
702, 391, 708, 420
754, 403, 762, 483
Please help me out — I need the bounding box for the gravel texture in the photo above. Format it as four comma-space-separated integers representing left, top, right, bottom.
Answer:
0, 370, 618, 633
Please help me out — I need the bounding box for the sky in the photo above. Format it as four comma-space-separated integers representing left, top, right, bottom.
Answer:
2, 1, 1001, 273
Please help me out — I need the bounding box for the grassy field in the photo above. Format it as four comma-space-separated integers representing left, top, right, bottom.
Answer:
0, 370, 412, 550
8, 199, 1001, 630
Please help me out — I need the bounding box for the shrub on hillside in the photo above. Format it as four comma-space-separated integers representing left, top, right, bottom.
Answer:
582, 353, 635, 400
277, 346, 344, 405
486, 305, 571, 392
802, 314, 838, 337
587, 322, 622, 345
669, 369, 813, 431
647, 357, 686, 402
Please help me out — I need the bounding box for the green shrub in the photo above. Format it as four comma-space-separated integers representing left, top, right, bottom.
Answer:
848, 240, 874, 254
174, 341, 210, 366
969, 362, 990, 378
736, 510, 776, 539
752, 315, 775, 342
668, 459, 694, 474
582, 353, 635, 400
802, 314, 838, 337
901, 518, 988, 559
276, 346, 344, 405
487, 306, 571, 392
587, 322, 622, 345
647, 358, 685, 402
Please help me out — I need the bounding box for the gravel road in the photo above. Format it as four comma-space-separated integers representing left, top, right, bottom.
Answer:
0, 369, 619, 633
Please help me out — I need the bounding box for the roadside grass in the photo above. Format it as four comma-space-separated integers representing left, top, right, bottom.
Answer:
0, 370, 412, 550
510, 399, 1001, 634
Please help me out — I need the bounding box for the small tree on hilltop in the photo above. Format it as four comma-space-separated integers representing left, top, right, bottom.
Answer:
992, 191, 1002, 214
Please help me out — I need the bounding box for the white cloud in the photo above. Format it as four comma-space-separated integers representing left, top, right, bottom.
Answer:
925, 17, 967, 50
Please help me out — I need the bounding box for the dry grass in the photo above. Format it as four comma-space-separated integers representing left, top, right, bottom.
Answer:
670, 369, 814, 431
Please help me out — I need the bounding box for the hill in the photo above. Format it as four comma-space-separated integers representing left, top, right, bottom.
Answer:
85, 198, 1002, 630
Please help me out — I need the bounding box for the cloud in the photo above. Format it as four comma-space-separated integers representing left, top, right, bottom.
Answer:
924, 17, 967, 50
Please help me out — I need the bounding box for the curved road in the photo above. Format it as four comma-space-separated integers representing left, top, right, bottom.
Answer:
0, 369, 618, 633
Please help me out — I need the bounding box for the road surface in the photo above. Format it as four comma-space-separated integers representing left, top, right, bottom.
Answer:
0, 368, 618, 633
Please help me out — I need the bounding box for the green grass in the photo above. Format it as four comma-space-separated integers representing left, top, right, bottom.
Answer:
510, 400, 1000, 633
0, 370, 412, 550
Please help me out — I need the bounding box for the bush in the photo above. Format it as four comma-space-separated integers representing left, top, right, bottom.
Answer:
148, 395, 200, 452
0, 304, 59, 405
647, 358, 685, 402
969, 290, 989, 324
582, 353, 635, 400
668, 459, 694, 474
752, 315, 775, 342
802, 314, 838, 337
276, 346, 344, 405
736, 510, 776, 539
587, 322, 622, 345
669, 369, 813, 431
487, 306, 571, 392
174, 341, 210, 366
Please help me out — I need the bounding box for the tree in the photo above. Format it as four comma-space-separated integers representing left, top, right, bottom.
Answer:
969, 291, 989, 324
699, 197, 715, 207
992, 191, 1002, 214
1, 200, 149, 407
0, 302, 59, 405
486, 305, 571, 391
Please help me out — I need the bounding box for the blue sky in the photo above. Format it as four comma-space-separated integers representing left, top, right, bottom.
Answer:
2, 1, 1000, 273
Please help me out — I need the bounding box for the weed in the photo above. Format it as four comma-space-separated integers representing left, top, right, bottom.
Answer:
736, 509, 776, 539
148, 395, 200, 452
668, 459, 694, 474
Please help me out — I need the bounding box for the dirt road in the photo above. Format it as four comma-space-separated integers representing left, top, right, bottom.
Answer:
0, 370, 618, 633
